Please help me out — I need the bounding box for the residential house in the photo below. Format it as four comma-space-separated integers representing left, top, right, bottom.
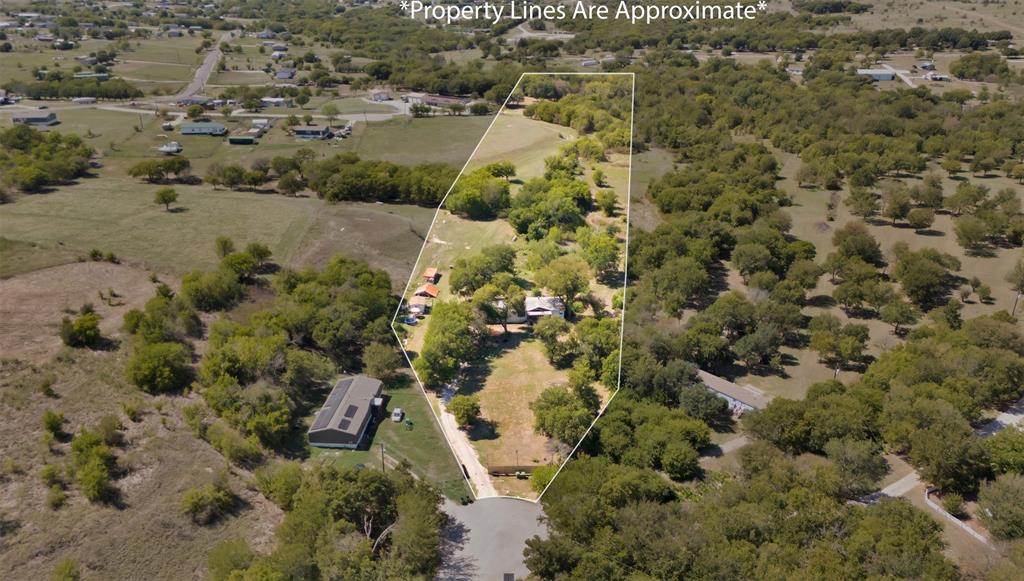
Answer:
260, 96, 292, 108
524, 296, 565, 321
292, 125, 330, 140
180, 122, 227, 135
856, 68, 896, 81
307, 375, 383, 449
422, 267, 439, 283
413, 284, 440, 298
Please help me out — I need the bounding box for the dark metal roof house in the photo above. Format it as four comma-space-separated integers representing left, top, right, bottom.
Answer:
308, 375, 383, 449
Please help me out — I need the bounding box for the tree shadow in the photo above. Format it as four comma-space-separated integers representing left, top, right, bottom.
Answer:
914, 228, 944, 237
168, 206, 189, 214
467, 418, 499, 442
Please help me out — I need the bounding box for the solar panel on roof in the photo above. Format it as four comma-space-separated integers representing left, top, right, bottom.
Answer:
343, 405, 359, 418
338, 419, 351, 431
310, 409, 332, 431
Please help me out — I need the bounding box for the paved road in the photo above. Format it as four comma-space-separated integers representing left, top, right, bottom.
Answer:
170, 31, 231, 100
438, 497, 547, 581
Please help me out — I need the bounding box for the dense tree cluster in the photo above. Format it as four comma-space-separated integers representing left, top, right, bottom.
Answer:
208, 464, 446, 579
523, 76, 632, 151
527, 447, 956, 579
303, 152, 458, 205
3, 78, 143, 100
746, 313, 1024, 493
0, 125, 94, 193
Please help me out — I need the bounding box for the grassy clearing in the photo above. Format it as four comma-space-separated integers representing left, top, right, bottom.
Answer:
0, 174, 320, 275
468, 107, 577, 177
308, 381, 471, 500
119, 37, 206, 66
0, 238, 78, 279
113, 61, 196, 82
468, 336, 568, 469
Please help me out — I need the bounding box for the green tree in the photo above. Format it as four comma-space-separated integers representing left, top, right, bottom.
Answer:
154, 187, 178, 211
125, 341, 191, 393
207, 538, 254, 581
906, 208, 935, 231
363, 342, 402, 381
596, 189, 616, 216
978, 473, 1024, 539
321, 103, 339, 127
984, 427, 1024, 475
60, 311, 101, 347
954, 216, 989, 252
187, 104, 205, 119
534, 255, 590, 313
447, 394, 480, 427
880, 298, 920, 334
277, 171, 304, 196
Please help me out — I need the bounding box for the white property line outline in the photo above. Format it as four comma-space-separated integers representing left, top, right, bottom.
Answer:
389, 72, 636, 503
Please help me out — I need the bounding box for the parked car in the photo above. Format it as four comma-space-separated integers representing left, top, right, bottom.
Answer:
391, 408, 404, 422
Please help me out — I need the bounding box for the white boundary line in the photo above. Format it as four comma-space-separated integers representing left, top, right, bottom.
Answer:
390, 72, 636, 503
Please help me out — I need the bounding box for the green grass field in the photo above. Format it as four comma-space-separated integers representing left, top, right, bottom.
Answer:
0, 175, 321, 275
0, 238, 78, 279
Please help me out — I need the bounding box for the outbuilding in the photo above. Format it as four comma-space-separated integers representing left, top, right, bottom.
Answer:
180, 122, 227, 135
308, 375, 384, 449
292, 125, 330, 140
13, 112, 58, 125
856, 68, 896, 81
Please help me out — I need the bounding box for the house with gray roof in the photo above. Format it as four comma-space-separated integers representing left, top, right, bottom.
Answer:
308, 375, 383, 449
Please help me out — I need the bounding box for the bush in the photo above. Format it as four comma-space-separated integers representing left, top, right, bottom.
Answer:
182, 269, 242, 311
50, 558, 81, 581
530, 464, 559, 493
206, 421, 263, 468
75, 455, 112, 502
253, 461, 303, 510
59, 312, 102, 348
42, 410, 65, 436
942, 492, 966, 518
125, 342, 191, 393
447, 395, 481, 427
207, 538, 254, 581
40, 463, 66, 487
181, 478, 236, 525
47, 484, 67, 509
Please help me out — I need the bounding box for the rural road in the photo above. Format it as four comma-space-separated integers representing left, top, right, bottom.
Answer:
438, 497, 546, 580
170, 31, 231, 100
436, 403, 497, 498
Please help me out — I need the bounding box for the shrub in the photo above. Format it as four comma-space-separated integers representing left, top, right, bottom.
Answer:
59, 312, 102, 348
125, 341, 191, 393
942, 492, 966, 518
50, 558, 81, 581
182, 269, 242, 311
206, 421, 262, 468
42, 410, 65, 437
47, 484, 67, 509
181, 479, 236, 525
253, 461, 303, 510
40, 463, 66, 487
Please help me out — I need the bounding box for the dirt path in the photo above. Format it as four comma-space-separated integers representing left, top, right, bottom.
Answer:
435, 402, 497, 498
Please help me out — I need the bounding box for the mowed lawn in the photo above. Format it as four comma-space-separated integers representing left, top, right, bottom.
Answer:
0, 175, 320, 275
468, 336, 567, 469
308, 382, 471, 500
